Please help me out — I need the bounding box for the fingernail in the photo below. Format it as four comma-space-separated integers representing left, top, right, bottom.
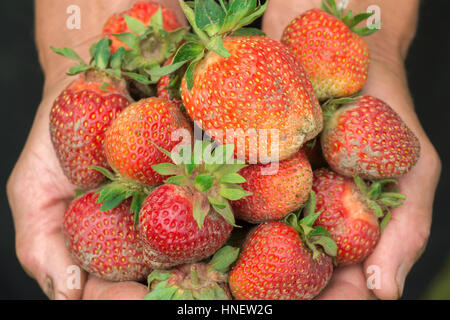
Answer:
43, 276, 55, 300
396, 263, 408, 298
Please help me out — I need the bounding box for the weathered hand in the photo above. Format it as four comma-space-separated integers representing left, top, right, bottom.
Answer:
263, 0, 441, 300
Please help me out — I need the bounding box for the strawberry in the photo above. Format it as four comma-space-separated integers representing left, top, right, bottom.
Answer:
155, 0, 322, 163
144, 246, 239, 300
63, 190, 152, 281
50, 39, 133, 189
104, 96, 193, 186
281, 0, 378, 100
103, 1, 183, 53
312, 168, 406, 265
229, 204, 336, 300
321, 95, 421, 180
139, 141, 250, 269
231, 150, 313, 223
139, 183, 233, 269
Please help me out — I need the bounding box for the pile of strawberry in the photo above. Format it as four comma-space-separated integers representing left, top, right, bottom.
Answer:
50, 0, 420, 300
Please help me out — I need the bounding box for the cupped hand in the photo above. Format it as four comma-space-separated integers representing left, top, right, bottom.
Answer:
263, 0, 441, 300
7, 74, 149, 300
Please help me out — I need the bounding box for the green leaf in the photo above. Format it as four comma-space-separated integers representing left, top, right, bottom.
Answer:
100, 192, 127, 211
147, 270, 172, 284
368, 200, 383, 218
152, 163, 182, 176
212, 201, 237, 226
67, 64, 92, 76
209, 246, 239, 273
110, 47, 125, 70
222, 0, 257, 32
207, 196, 227, 209
219, 173, 246, 184
165, 175, 189, 186
94, 38, 112, 70
195, 0, 226, 36
130, 193, 146, 224
231, 27, 266, 37
185, 53, 204, 91
123, 14, 148, 35
112, 32, 140, 50
144, 281, 178, 300
194, 174, 215, 192
231, 0, 268, 32
352, 26, 378, 36
353, 175, 368, 194
303, 191, 317, 217
348, 12, 374, 28
150, 6, 164, 29
50, 47, 85, 64
299, 213, 320, 228
206, 36, 230, 57
212, 163, 247, 177
89, 166, 116, 180
123, 72, 151, 84
193, 192, 211, 228
310, 225, 331, 238
219, 185, 246, 201
380, 211, 391, 231
312, 236, 337, 257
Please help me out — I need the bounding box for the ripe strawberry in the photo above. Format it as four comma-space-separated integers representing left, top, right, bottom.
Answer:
104, 97, 193, 186
159, 1, 322, 163
139, 184, 233, 269
103, 1, 182, 53
312, 168, 406, 265
139, 141, 250, 269
232, 150, 313, 223
321, 95, 420, 180
50, 40, 132, 189
63, 190, 152, 281
281, 0, 378, 100
229, 214, 335, 300
145, 246, 238, 300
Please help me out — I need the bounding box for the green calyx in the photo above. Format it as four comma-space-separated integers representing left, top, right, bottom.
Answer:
321, 93, 361, 121
144, 245, 239, 300
353, 176, 406, 231
90, 166, 155, 225
149, 0, 268, 90
284, 191, 338, 260
151, 140, 251, 228
114, 8, 189, 84
321, 0, 379, 36
51, 37, 146, 83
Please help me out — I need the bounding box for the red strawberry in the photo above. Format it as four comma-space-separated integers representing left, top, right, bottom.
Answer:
50, 41, 133, 189
229, 217, 335, 300
312, 168, 406, 265
63, 190, 151, 281
160, 1, 322, 163
232, 150, 313, 223
321, 95, 420, 179
103, 1, 182, 53
104, 97, 193, 186
139, 140, 251, 269
145, 246, 239, 300
140, 184, 233, 269
182, 36, 322, 162
281, 0, 378, 100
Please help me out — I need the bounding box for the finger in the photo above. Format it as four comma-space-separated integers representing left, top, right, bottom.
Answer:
317, 265, 375, 300
83, 275, 149, 300
15, 229, 87, 300
364, 155, 439, 300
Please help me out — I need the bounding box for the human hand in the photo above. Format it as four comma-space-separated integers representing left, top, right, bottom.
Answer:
263, 0, 441, 299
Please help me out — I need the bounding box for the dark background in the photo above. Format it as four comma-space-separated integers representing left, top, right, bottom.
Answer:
0, 1, 449, 299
